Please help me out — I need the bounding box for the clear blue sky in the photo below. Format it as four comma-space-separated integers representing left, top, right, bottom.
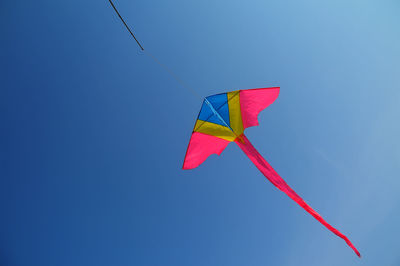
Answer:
1, 0, 400, 265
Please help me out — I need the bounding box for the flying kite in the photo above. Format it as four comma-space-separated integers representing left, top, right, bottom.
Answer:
107, 0, 360, 258
183, 87, 360, 257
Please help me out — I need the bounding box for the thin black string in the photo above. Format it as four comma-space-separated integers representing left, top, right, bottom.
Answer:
108, 0, 144, 50
107, 0, 239, 137
144, 50, 202, 99
107, 0, 202, 100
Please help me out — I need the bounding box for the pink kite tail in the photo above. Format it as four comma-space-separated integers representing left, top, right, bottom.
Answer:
235, 134, 360, 257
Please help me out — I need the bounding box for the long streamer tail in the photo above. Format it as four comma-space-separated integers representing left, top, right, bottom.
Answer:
235, 134, 360, 257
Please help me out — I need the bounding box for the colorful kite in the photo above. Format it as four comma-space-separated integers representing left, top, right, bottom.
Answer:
106, 1, 360, 257
183, 87, 360, 257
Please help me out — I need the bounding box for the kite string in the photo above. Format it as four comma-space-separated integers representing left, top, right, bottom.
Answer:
108, 0, 239, 139
143, 50, 202, 100
108, 0, 144, 50
107, 0, 202, 100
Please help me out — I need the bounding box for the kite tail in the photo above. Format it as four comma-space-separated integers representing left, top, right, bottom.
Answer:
235, 134, 361, 257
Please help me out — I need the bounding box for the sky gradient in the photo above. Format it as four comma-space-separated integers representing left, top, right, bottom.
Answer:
1, 0, 400, 265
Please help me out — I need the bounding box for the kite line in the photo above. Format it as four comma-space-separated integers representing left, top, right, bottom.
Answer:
107, 0, 242, 139
107, 0, 144, 50
107, 0, 202, 100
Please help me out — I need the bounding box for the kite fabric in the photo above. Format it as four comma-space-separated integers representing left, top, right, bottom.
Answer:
183, 87, 360, 257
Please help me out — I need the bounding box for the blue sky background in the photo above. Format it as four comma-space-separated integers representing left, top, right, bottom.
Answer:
1, 0, 400, 265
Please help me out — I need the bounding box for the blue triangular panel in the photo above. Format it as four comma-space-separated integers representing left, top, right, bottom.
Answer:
198, 93, 230, 127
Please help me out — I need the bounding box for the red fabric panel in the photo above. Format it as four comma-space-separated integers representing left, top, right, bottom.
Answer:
240, 87, 280, 129
182, 132, 230, 170
235, 134, 361, 257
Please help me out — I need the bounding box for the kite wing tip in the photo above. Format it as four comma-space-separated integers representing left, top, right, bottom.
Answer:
182, 164, 193, 170
239, 87, 281, 129
182, 132, 230, 170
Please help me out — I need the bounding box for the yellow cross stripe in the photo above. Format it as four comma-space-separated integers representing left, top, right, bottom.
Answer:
227, 91, 244, 136
193, 120, 237, 142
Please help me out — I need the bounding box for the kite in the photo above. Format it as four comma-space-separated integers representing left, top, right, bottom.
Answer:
106, 0, 360, 257
183, 87, 360, 257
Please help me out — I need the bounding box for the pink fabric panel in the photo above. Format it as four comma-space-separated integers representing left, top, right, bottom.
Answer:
182, 132, 230, 170
235, 134, 360, 257
239, 87, 280, 129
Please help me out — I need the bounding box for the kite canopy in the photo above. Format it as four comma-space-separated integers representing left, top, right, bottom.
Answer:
183, 87, 280, 169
